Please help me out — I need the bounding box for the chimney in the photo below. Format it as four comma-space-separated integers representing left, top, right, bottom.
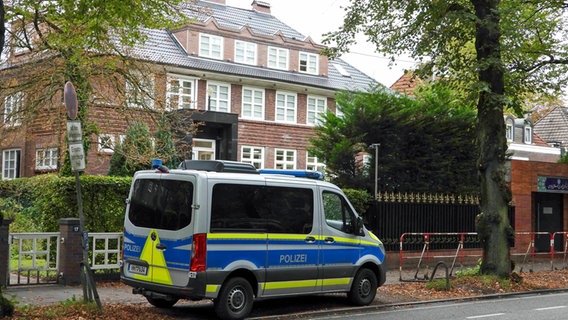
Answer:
251, 0, 271, 14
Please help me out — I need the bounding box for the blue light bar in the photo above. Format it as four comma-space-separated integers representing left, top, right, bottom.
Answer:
259, 169, 324, 180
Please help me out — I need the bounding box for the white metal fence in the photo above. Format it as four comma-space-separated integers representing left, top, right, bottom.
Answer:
8, 232, 122, 286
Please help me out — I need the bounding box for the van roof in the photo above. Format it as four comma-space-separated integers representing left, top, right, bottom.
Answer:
134, 168, 340, 190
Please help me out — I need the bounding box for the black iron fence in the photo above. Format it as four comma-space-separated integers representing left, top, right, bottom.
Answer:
363, 192, 515, 251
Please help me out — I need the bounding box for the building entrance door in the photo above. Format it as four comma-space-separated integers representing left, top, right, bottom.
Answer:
192, 139, 216, 160
534, 193, 563, 252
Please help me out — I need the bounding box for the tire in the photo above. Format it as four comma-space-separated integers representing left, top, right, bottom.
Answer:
214, 277, 254, 320
348, 268, 377, 306
146, 296, 179, 308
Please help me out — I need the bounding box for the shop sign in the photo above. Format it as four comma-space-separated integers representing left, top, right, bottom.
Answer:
537, 176, 568, 193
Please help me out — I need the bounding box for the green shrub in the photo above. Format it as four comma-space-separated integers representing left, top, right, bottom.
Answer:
0, 175, 131, 232
456, 259, 482, 277
342, 188, 372, 214
425, 278, 452, 291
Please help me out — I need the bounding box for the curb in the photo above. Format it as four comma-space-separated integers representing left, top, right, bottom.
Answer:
248, 287, 568, 320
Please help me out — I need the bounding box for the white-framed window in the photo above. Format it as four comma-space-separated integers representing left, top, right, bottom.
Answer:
241, 146, 264, 169
307, 96, 326, 125
2, 149, 21, 180
167, 75, 197, 110
126, 73, 155, 109
268, 47, 289, 70
524, 126, 532, 144
275, 91, 297, 123
3, 92, 24, 126
207, 82, 231, 112
98, 134, 115, 153
274, 149, 296, 169
306, 152, 325, 172
506, 123, 513, 141
241, 87, 264, 120
35, 148, 58, 170
275, 149, 296, 169
234, 40, 257, 65
199, 33, 223, 59
335, 104, 344, 118
299, 52, 318, 74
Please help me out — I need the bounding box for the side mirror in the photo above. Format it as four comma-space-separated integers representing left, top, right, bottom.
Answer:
356, 216, 365, 236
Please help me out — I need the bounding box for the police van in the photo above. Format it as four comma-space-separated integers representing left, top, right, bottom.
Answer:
121, 160, 386, 320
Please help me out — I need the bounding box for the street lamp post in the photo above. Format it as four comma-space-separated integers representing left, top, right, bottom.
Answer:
370, 143, 380, 200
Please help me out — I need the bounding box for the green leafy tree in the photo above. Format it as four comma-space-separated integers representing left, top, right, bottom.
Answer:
311, 83, 478, 194
324, 1, 568, 277
108, 122, 153, 176
1, 0, 196, 173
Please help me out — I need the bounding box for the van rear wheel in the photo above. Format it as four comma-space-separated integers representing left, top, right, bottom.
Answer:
348, 268, 377, 306
214, 277, 254, 320
146, 296, 179, 308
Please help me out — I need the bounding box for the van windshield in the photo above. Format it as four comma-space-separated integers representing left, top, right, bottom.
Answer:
128, 178, 193, 230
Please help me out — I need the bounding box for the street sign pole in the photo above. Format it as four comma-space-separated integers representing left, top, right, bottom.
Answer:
64, 81, 101, 309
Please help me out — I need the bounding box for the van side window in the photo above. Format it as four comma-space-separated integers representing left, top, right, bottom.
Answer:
323, 191, 355, 234
128, 179, 193, 231
211, 184, 313, 234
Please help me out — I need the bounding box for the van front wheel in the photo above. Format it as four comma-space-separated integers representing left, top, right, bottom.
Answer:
348, 268, 377, 306
214, 277, 254, 320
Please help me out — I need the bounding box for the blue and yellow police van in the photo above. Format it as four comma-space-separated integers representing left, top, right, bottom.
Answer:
121, 160, 386, 320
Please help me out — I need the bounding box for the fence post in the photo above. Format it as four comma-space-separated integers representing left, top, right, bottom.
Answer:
59, 218, 82, 286
0, 219, 11, 287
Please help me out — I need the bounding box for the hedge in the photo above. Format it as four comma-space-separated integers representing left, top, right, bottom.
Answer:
0, 175, 371, 234
0, 175, 131, 232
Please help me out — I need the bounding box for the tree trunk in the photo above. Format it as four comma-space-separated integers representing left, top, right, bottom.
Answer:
472, 0, 513, 277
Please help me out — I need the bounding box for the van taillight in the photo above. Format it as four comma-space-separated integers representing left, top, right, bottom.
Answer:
190, 233, 206, 272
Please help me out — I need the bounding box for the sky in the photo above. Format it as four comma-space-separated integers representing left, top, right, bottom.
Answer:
225, 0, 418, 88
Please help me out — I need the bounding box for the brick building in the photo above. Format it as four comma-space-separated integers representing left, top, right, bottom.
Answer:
0, 0, 377, 178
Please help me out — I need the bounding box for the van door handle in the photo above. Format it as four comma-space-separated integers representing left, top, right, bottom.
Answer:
156, 243, 167, 251
324, 237, 335, 244
305, 236, 316, 243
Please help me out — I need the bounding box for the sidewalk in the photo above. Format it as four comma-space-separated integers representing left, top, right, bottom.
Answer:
4, 283, 147, 306
2, 255, 562, 307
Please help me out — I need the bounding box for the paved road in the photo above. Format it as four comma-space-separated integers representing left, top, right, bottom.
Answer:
299, 291, 568, 320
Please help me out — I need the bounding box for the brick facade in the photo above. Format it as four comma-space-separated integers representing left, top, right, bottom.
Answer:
510, 160, 568, 252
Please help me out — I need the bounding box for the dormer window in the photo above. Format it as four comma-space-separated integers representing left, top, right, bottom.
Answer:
268, 47, 289, 70
524, 125, 532, 144
505, 116, 514, 142
299, 52, 318, 74
235, 40, 257, 65
199, 33, 223, 60
506, 123, 513, 141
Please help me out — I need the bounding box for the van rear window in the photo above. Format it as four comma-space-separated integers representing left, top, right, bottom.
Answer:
211, 184, 313, 234
128, 179, 193, 230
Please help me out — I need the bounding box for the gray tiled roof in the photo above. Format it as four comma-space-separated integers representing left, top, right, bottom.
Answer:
190, 1, 306, 39
534, 107, 568, 145
126, 1, 377, 92
1, 1, 378, 92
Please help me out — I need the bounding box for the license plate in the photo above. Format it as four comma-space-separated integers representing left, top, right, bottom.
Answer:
128, 263, 148, 275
